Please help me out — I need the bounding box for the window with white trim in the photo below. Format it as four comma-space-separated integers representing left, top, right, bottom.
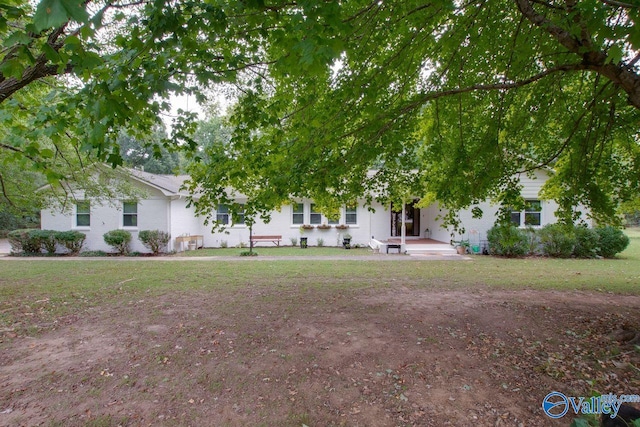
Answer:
76, 201, 90, 227
345, 205, 357, 225
216, 204, 230, 225
216, 204, 245, 225
510, 200, 542, 227
292, 203, 304, 224
310, 204, 322, 225
236, 205, 245, 225
123, 201, 138, 227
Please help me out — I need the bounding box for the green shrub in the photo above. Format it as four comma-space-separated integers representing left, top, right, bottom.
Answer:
487, 224, 528, 257
103, 230, 132, 255
539, 224, 576, 258
317, 238, 324, 247
572, 226, 599, 258
7, 229, 42, 254
55, 231, 86, 255
240, 250, 258, 256
32, 230, 58, 254
289, 237, 298, 246
138, 230, 170, 255
523, 227, 542, 256
595, 226, 629, 258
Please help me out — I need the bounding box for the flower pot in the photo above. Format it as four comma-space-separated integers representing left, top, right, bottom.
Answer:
456, 246, 466, 255
300, 237, 308, 249
343, 238, 351, 249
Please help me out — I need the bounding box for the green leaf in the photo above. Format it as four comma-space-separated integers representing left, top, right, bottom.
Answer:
0, 58, 24, 79
3, 31, 31, 47
41, 43, 61, 62
33, 0, 88, 32
60, 0, 89, 24
33, 0, 69, 32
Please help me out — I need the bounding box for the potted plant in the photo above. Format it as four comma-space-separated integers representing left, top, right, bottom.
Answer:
453, 239, 470, 255
335, 224, 349, 230
299, 225, 312, 248
342, 233, 352, 249
317, 223, 332, 230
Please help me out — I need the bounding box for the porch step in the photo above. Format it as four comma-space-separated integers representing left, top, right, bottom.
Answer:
405, 244, 457, 255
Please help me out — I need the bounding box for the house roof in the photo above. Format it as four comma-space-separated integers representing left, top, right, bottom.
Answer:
127, 169, 190, 196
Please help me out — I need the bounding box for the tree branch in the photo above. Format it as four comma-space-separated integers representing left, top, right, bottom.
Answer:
0, 173, 14, 206
514, 0, 640, 108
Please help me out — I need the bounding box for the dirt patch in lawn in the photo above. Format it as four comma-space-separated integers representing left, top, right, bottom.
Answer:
1, 287, 639, 426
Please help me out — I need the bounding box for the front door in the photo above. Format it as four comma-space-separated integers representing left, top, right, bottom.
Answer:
390, 200, 421, 237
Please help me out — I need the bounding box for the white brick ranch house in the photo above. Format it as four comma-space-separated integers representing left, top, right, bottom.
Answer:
40, 169, 584, 254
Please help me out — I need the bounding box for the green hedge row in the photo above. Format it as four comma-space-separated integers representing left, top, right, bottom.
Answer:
103, 229, 170, 255
9, 228, 171, 256
487, 224, 629, 258
8, 229, 86, 255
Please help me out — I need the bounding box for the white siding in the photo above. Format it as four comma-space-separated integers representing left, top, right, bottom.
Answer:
421, 170, 590, 249
41, 186, 170, 253
40, 168, 590, 253
196, 200, 386, 248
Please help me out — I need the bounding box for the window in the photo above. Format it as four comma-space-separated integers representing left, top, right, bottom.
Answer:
292, 203, 304, 224
123, 202, 138, 227
310, 204, 322, 225
345, 205, 358, 225
216, 204, 230, 225
76, 201, 90, 227
524, 200, 542, 226
510, 200, 541, 227
216, 204, 245, 225
236, 205, 245, 225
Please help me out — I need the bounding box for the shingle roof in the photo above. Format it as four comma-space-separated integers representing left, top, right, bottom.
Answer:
127, 168, 190, 196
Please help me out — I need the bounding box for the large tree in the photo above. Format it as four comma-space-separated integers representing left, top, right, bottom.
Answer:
2, 0, 639, 227
0, 0, 267, 197
185, 0, 640, 227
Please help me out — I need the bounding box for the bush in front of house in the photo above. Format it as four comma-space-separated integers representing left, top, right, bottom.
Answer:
7, 229, 43, 254
595, 226, 629, 258
55, 230, 86, 255
103, 229, 132, 255
523, 226, 542, 255
539, 224, 576, 258
32, 230, 59, 254
487, 224, 529, 257
138, 230, 170, 255
572, 226, 600, 258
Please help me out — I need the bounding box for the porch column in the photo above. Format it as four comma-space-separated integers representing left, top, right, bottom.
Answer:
401, 202, 406, 245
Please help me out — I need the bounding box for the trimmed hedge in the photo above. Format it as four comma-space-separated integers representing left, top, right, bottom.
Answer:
103, 229, 132, 255
573, 226, 599, 258
138, 230, 170, 255
7, 229, 42, 253
56, 231, 86, 254
539, 224, 576, 258
488, 223, 630, 259
595, 226, 629, 258
487, 224, 529, 257
7, 229, 86, 255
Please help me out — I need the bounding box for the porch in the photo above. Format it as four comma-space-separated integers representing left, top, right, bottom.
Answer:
371, 237, 457, 256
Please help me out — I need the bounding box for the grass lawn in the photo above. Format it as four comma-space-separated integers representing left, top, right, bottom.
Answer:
0, 229, 639, 426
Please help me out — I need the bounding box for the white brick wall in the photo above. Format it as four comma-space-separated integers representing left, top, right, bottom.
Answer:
40, 169, 590, 252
